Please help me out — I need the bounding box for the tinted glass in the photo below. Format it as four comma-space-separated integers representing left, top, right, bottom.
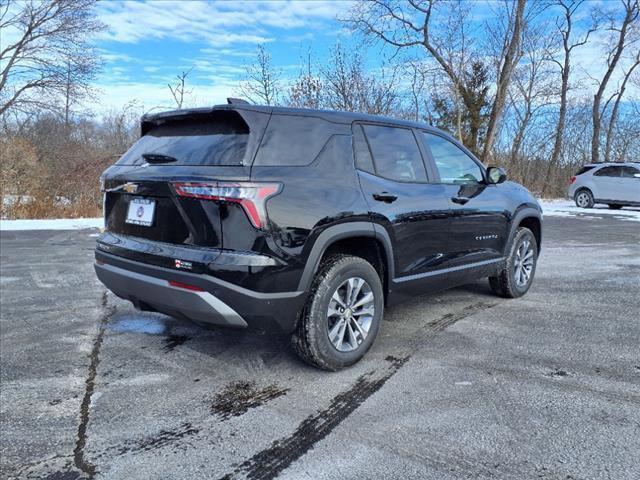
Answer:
254, 114, 337, 166
575, 166, 596, 176
422, 133, 483, 184
353, 125, 374, 173
621, 166, 640, 178
117, 113, 249, 166
362, 125, 427, 182
594, 166, 622, 177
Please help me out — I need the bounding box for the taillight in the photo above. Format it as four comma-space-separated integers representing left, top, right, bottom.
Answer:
172, 182, 281, 229
569, 176, 576, 184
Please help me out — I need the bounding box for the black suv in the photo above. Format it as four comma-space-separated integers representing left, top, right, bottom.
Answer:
95, 103, 542, 370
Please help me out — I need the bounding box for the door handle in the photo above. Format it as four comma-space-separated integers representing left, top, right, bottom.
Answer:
372, 192, 398, 203
451, 196, 470, 205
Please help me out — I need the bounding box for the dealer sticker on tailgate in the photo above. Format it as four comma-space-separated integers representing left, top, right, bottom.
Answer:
125, 197, 156, 226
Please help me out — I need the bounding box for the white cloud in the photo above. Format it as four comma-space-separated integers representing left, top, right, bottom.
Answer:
90, 79, 240, 114
95, 1, 349, 46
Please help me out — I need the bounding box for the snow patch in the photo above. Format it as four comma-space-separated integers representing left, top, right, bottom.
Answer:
2, 199, 638, 231
0, 218, 103, 231
539, 200, 640, 222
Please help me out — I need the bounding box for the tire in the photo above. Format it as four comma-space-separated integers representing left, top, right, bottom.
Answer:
608, 204, 623, 210
489, 227, 538, 299
574, 189, 594, 208
291, 254, 384, 371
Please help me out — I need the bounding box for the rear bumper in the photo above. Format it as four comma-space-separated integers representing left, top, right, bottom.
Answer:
95, 261, 248, 328
95, 250, 306, 333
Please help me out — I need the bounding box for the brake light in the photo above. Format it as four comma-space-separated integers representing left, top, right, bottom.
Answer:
168, 280, 204, 292
569, 176, 576, 184
172, 182, 281, 229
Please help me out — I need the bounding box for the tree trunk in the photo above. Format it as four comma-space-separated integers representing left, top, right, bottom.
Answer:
482, 0, 526, 162
542, 59, 570, 197
604, 56, 639, 162
510, 108, 531, 171
590, 1, 638, 164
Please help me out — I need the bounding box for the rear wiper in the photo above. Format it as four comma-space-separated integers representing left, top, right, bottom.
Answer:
142, 153, 178, 164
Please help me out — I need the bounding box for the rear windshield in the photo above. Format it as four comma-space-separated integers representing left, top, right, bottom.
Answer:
575, 166, 596, 176
116, 111, 249, 166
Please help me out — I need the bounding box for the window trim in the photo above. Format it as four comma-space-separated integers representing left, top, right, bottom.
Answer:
418, 130, 487, 185
353, 121, 432, 184
351, 124, 375, 174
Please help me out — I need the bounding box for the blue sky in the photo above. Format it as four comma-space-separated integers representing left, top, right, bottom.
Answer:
87, 0, 635, 114
92, 0, 356, 112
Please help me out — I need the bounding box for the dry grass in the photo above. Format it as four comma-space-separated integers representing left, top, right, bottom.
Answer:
1, 136, 109, 220
2, 197, 102, 220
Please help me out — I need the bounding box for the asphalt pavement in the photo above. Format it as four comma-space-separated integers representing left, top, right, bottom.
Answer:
1, 214, 639, 480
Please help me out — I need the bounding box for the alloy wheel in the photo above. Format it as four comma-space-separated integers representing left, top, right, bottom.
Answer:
327, 277, 375, 352
576, 192, 590, 208
514, 238, 535, 287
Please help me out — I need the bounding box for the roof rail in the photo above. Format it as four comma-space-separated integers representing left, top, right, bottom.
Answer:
227, 97, 250, 105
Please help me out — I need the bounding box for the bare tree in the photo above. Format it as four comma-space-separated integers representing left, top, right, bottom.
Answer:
603, 49, 640, 162
405, 61, 429, 122
506, 23, 556, 184
344, 0, 526, 160
238, 44, 281, 105
168, 68, 193, 109
0, 0, 104, 117
60, 58, 99, 131
99, 101, 141, 154
481, 0, 527, 161
321, 44, 399, 115
542, 0, 596, 196
590, 0, 639, 163
287, 49, 323, 109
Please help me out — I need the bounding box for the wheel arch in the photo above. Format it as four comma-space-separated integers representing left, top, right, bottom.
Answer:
574, 186, 596, 208
297, 222, 394, 297
574, 186, 593, 198
508, 207, 542, 254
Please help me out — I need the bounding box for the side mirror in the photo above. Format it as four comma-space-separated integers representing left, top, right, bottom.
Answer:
487, 166, 507, 184
634, 173, 640, 179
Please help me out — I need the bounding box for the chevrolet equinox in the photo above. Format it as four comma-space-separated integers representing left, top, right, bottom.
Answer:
95, 102, 542, 370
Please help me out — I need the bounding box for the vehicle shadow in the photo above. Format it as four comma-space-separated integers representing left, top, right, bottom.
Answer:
106, 279, 498, 375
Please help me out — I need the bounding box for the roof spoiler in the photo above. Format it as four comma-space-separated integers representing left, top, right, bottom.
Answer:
227, 97, 250, 105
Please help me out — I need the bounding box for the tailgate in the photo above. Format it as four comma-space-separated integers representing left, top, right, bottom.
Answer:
103, 165, 252, 250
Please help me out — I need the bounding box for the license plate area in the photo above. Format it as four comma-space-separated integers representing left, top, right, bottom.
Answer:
125, 197, 156, 227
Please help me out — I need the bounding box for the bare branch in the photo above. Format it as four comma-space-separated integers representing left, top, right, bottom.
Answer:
0, 0, 104, 117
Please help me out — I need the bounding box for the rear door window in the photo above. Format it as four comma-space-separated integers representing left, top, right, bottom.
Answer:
594, 166, 622, 177
117, 111, 249, 166
362, 125, 427, 182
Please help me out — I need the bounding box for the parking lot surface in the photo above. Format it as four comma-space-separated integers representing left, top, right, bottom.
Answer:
1, 213, 639, 480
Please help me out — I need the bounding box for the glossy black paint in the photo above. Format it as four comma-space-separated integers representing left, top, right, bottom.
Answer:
357, 170, 452, 276
96, 104, 542, 332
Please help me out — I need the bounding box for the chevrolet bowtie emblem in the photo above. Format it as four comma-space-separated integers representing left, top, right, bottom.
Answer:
122, 182, 139, 194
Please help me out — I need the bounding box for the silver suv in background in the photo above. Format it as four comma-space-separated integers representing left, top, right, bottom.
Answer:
568, 162, 640, 209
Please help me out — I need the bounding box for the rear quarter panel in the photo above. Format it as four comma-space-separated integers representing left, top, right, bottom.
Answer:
250, 133, 371, 292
